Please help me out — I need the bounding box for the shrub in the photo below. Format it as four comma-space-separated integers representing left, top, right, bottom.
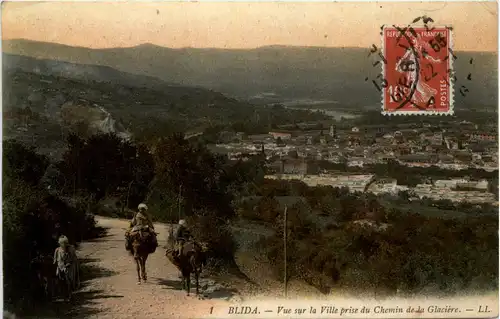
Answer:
3, 141, 98, 313
252, 182, 498, 295
188, 209, 236, 261
3, 139, 49, 186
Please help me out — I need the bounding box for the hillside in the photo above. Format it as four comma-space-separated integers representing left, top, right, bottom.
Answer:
3, 53, 181, 89
3, 39, 498, 109
3, 54, 330, 156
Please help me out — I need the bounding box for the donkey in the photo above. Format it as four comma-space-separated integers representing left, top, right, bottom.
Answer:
165, 241, 207, 296
130, 231, 157, 284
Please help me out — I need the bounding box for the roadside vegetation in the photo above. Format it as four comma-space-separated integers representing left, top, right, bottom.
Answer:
239, 179, 498, 295
3, 140, 99, 313
5, 129, 497, 313
4, 71, 498, 311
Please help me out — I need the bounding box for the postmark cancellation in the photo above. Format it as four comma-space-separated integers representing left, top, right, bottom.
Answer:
381, 25, 454, 116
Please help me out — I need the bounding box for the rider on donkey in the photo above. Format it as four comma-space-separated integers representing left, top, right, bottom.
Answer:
125, 203, 158, 252
173, 219, 192, 259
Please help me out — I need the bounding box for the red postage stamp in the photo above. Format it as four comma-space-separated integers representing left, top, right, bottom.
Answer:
382, 26, 453, 115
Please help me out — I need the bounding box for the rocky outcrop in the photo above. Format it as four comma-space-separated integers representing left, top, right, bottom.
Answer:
60, 101, 131, 140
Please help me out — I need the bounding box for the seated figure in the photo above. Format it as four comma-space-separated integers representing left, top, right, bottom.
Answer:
125, 203, 158, 252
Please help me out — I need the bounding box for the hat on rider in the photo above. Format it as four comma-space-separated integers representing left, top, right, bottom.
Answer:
58, 235, 69, 247
138, 203, 148, 211
178, 219, 187, 226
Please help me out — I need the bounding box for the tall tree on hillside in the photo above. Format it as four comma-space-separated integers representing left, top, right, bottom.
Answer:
125, 142, 155, 208
223, 154, 267, 197
152, 133, 235, 219
151, 133, 247, 264
59, 133, 154, 204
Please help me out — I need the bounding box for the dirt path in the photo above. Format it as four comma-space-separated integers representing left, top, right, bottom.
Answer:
73, 216, 231, 319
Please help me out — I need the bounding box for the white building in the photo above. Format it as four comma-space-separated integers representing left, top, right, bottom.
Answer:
265, 174, 375, 192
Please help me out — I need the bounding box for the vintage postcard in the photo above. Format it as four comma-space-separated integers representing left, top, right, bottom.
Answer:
2, 1, 498, 319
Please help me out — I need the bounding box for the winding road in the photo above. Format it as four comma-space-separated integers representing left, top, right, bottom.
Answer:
72, 216, 231, 319
25, 216, 499, 319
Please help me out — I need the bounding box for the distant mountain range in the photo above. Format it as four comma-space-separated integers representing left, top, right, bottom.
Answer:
3, 53, 195, 91
3, 39, 498, 110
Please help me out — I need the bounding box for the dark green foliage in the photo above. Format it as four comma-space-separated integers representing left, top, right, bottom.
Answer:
3, 139, 50, 186
247, 179, 498, 295
188, 209, 237, 265
152, 133, 236, 219
58, 133, 155, 206
150, 134, 255, 266
3, 141, 97, 311
225, 155, 267, 197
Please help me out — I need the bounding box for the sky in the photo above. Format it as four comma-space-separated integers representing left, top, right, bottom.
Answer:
1, 1, 498, 52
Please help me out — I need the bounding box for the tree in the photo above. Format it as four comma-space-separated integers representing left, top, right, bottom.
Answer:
3, 140, 49, 186
151, 133, 257, 266
3, 141, 97, 312
125, 143, 155, 208
257, 196, 280, 223
224, 154, 267, 197
152, 133, 236, 219
59, 133, 154, 204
